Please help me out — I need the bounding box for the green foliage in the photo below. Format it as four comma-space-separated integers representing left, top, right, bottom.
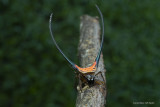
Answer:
0, 0, 160, 107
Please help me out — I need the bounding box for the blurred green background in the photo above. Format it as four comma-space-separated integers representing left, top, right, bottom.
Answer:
0, 0, 160, 107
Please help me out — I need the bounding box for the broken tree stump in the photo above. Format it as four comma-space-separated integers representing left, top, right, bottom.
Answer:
76, 15, 106, 107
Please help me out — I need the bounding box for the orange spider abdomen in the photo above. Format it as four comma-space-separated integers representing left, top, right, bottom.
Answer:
75, 61, 97, 73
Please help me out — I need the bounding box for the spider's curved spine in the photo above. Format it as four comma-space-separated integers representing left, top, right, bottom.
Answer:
95, 4, 104, 67
49, 5, 104, 71
49, 14, 76, 69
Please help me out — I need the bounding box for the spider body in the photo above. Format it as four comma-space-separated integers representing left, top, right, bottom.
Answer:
75, 62, 98, 87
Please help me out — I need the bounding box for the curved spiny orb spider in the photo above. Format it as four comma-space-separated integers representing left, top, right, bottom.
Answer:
49, 5, 105, 89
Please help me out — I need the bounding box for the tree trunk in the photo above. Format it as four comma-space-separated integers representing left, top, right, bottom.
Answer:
76, 15, 106, 107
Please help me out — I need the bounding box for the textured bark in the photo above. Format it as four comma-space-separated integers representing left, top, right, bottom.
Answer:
76, 15, 106, 107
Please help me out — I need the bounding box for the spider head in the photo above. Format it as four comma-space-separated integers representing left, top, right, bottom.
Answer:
85, 73, 95, 86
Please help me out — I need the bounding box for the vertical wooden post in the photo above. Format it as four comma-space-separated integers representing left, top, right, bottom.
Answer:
76, 15, 106, 107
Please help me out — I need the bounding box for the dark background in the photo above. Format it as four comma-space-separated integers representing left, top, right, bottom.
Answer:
0, 0, 160, 107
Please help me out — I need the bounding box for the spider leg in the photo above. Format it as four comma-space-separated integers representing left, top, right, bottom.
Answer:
94, 71, 106, 85
77, 72, 90, 92
76, 73, 82, 92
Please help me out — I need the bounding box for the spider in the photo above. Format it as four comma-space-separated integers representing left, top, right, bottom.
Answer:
49, 5, 105, 90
